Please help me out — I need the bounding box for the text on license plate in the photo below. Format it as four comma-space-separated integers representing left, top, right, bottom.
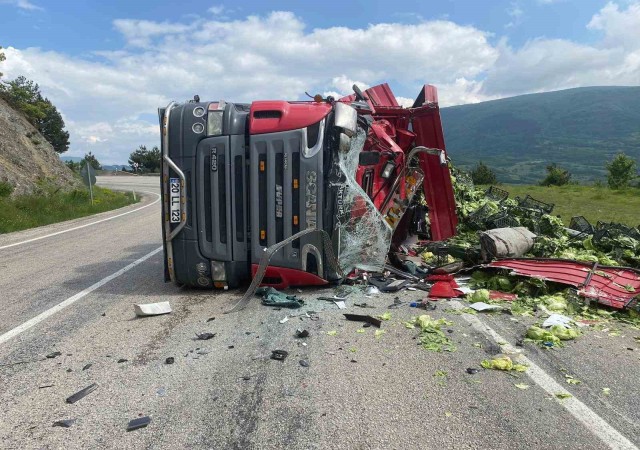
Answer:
169, 178, 181, 223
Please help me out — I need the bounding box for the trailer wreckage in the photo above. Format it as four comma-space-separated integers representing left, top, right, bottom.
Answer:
158, 82, 640, 317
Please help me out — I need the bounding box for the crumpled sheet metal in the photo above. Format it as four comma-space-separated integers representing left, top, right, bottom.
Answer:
487, 258, 640, 309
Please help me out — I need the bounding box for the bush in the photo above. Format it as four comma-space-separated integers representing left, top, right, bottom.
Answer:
606, 153, 637, 189
470, 161, 497, 185
0, 181, 14, 198
540, 164, 571, 186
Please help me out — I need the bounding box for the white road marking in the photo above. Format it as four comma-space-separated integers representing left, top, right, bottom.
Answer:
0, 246, 163, 346
0, 191, 161, 251
449, 300, 638, 450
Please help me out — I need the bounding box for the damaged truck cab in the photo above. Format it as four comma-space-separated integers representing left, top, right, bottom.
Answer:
158, 83, 457, 289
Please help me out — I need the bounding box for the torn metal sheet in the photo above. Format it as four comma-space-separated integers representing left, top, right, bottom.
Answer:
487, 258, 640, 309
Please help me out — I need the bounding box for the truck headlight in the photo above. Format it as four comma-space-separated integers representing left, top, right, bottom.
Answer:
211, 260, 226, 281
207, 111, 223, 136
334, 102, 357, 137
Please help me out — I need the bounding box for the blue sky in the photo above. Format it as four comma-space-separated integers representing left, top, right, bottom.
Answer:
1, 0, 639, 163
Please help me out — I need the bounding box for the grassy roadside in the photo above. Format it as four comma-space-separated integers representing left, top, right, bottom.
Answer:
0, 185, 138, 234
498, 184, 640, 226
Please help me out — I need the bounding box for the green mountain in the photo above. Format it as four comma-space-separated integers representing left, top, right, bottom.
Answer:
441, 86, 640, 184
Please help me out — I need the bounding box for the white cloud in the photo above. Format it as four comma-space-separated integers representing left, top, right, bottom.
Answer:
0, 0, 43, 11
506, 2, 524, 28
208, 5, 224, 15
1, 3, 640, 163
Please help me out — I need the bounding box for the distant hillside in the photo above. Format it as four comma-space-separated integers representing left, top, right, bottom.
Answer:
0, 97, 78, 196
441, 86, 640, 184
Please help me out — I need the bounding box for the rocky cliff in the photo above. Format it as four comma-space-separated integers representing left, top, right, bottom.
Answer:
0, 96, 79, 196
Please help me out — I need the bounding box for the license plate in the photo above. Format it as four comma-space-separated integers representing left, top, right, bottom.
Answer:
169, 178, 181, 223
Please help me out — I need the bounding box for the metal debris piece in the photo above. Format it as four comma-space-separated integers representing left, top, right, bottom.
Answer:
195, 332, 216, 340
165, 357, 174, 365
271, 350, 289, 361
487, 258, 640, 309
127, 416, 151, 431
343, 314, 382, 328
52, 419, 76, 428
82, 363, 92, 371
66, 383, 98, 404
39, 384, 54, 389
134, 302, 172, 317
334, 300, 347, 310
46, 351, 62, 359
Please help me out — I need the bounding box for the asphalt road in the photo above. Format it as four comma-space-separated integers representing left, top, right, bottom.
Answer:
0, 175, 638, 449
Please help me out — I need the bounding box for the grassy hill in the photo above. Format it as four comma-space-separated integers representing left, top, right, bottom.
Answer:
441, 86, 640, 184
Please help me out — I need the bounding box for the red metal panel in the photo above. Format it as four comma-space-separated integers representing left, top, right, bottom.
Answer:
487, 258, 640, 309
251, 264, 328, 289
338, 83, 399, 109
411, 85, 458, 241
249, 101, 331, 135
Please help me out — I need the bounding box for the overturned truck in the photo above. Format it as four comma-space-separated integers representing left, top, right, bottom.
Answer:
158, 83, 457, 289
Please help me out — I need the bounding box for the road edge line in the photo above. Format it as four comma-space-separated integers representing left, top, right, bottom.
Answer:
0, 246, 163, 346
0, 191, 161, 251
449, 300, 638, 450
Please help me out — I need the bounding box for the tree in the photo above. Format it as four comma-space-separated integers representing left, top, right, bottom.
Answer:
0, 46, 5, 78
129, 145, 161, 173
82, 152, 101, 170
65, 160, 81, 172
0, 75, 70, 153
606, 153, 637, 189
470, 161, 497, 185
540, 164, 571, 186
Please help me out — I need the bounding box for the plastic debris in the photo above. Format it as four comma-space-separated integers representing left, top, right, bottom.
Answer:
343, 314, 382, 328
555, 393, 572, 400
375, 329, 386, 339
469, 302, 501, 312
271, 350, 288, 361
602, 388, 611, 395
257, 287, 304, 308
46, 351, 62, 359
296, 329, 309, 338
299, 359, 309, 367
514, 383, 530, 390
195, 332, 216, 340
66, 383, 98, 404
327, 330, 338, 336
52, 419, 76, 428
481, 356, 527, 372
377, 312, 392, 321
117, 358, 128, 363
134, 301, 172, 317
127, 416, 151, 431
542, 314, 573, 329
365, 286, 380, 295
334, 300, 346, 310
279, 316, 289, 324
466, 368, 479, 374
165, 357, 174, 365
82, 363, 92, 371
